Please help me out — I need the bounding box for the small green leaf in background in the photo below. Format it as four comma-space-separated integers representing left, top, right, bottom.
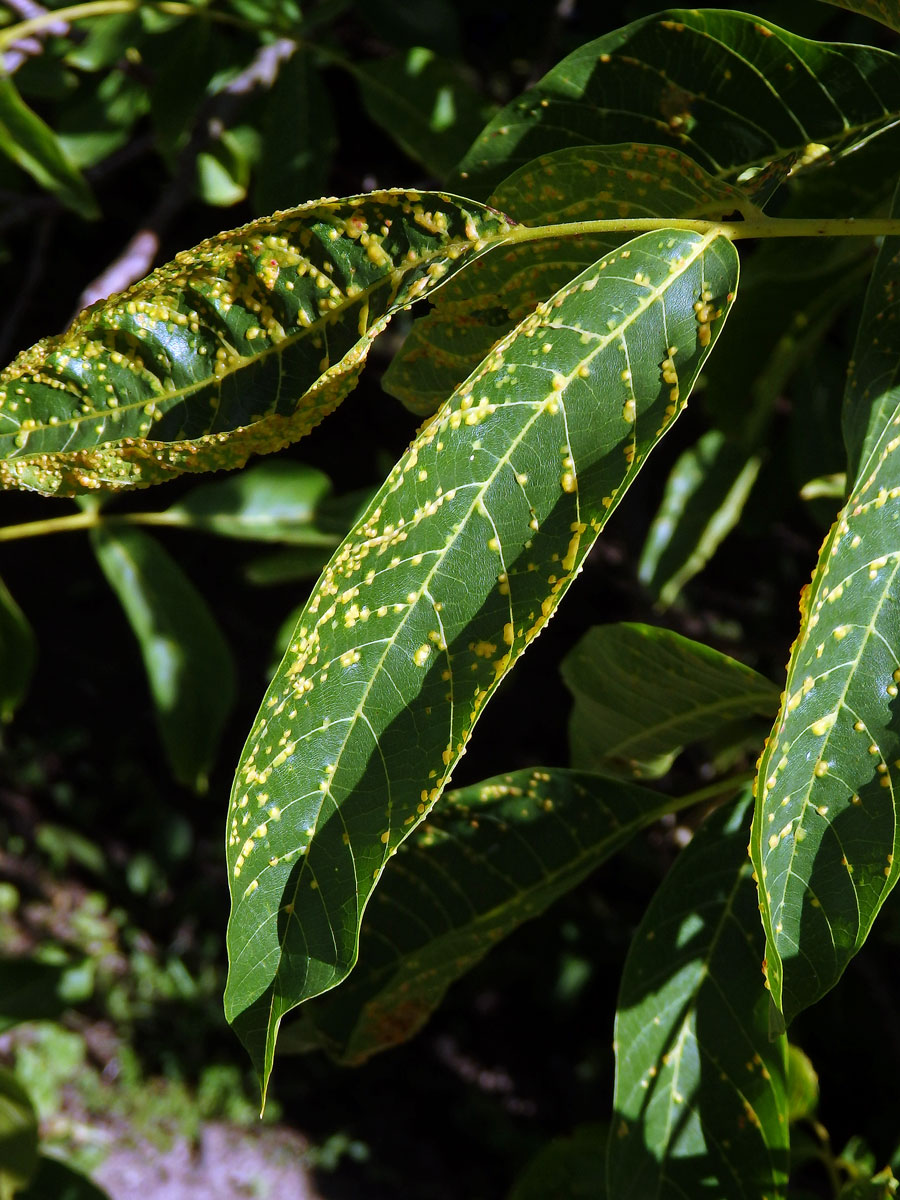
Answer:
301, 768, 689, 1064
638, 430, 762, 608
91, 527, 236, 791
152, 459, 338, 544
0, 958, 92, 1034
561, 623, 779, 780
608, 793, 789, 1199
0, 577, 35, 723
509, 1124, 606, 1200
0, 192, 513, 497
225, 227, 739, 1098
839, 1168, 899, 1200
196, 128, 256, 207
786, 1044, 819, 1124
0, 1065, 38, 1200
355, 48, 486, 179
0, 77, 98, 220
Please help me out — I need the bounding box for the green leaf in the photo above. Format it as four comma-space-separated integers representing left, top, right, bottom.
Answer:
91, 527, 236, 790
153, 459, 338, 544
18, 1156, 111, 1200
224, 227, 739, 1097
786, 1044, 819, 1123
816, 0, 900, 33
354, 48, 486, 180
839, 1169, 899, 1200
0, 577, 35, 723
638, 430, 762, 608
253, 49, 337, 215
454, 10, 900, 200
750, 180, 900, 1026
0, 191, 513, 497
384, 143, 747, 417
561, 624, 779, 780
0, 76, 97, 219
302, 768, 686, 1064
0, 1066, 38, 1199
509, 1124, 606, 1200
608, 794, 789, 1199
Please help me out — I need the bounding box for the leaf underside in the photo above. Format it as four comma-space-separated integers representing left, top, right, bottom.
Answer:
303, 766, 685, 1065
224, 227, 739, 1094
609, 794, 789, 1199
454, 9, 900, 202
0, 191, 512, 496
750, 182, 900, 1024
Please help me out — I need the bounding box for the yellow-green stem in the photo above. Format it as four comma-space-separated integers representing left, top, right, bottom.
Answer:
0, 0, 253, 50
502, 216, 900, 246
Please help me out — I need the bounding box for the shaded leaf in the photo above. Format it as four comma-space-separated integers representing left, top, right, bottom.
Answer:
355, 48, 485, 180
224, 227, 739, 1097
786, 1044, 819, 1123
253, 49, 336, 214
18, 1156, 111, 1200
91, 527, 236, 790
562, 623, 778, 780
385, 143, 746, 416
816, 0, 900, 33
509, 1124, 606, 1200
0, 576, 35, 724
0, 958, 92, 1034
638, 430, 762, 608
302, 768, 687, 1064
0, 192, 513, 497
0, 76, 97, 219
454, 10, 900, 200
608, 794, 789, 1199
839, 1169, 900, 1200
152, 459, 338, 544
750, 180, 900, 1026
0, 1066, 38, 1198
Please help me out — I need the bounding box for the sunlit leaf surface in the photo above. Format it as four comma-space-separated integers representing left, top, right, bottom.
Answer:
0, 192, 511, 496
224, 227, 739, 1095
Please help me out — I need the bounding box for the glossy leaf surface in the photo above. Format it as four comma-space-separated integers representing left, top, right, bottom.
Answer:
91, 527, 236, 791
0, 192, 512, 497
609, 795, 789, 1199
0, 576, 35, 724
562, 624, 778, 780
302, 768, 683, 1064
385, 144, 746, 416
750, 181, 900, 1024
225, 228, 739, 1094
454, 10, 900, 199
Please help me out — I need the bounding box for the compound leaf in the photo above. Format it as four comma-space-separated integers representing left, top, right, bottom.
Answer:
750, 181, 900, 1025
609, 793, 789, 1199
0, 192, 512, 497
224, 227, 739, 1098
454, 10, 900, 201
303, 767, 686, 1064
562, 623, 778, 780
